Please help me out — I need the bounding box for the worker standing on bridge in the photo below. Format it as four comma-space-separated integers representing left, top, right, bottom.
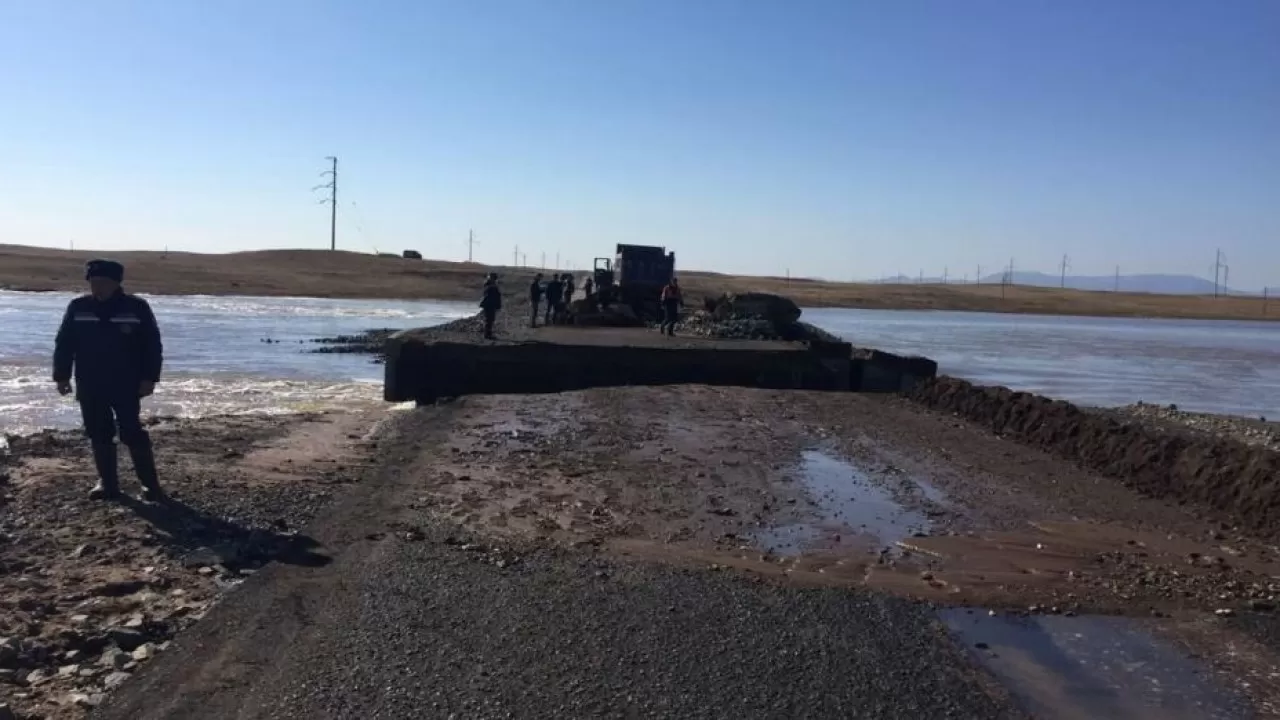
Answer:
660, 277, 683, 336
480, 272, 502, 340
544, 275, 564, 325
529, 273, 544, 327
53, 259, 164, 501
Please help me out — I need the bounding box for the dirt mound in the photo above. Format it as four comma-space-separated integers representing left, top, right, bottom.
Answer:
907, 377, 1280, 536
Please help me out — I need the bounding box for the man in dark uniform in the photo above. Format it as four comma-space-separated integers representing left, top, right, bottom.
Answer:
544, 275, 564, 325
480, 272, 502, 339
53, 259, 164, 501
528, 273, 544, 327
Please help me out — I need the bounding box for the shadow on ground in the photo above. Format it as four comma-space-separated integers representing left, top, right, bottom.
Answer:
123, 495, 333, 570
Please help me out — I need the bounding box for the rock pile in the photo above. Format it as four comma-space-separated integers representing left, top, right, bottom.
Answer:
1116, 401, 1279, 452
679, 293, 805, 340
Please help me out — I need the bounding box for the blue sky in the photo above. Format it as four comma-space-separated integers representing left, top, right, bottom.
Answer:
1, 1, 1277, 288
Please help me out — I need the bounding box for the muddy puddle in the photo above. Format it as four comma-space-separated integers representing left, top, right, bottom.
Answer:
941, 609, 1248, 720
754, 450, 946, 555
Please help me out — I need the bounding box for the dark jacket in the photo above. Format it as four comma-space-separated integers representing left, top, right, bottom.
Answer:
545, 280, 564, 304
529, 281, 544, 302
54, 292, 163, 397
480, 283, 503, 311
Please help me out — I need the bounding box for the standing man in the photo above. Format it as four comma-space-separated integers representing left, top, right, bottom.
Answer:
660, 276, 683, 336
53, 259, 164, 501
480, 272, 503, 340
528, 273, 544, 327
544, 274, 564, 326
563, 274, 576, 305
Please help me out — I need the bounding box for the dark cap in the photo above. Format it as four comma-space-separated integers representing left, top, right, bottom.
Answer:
85, 259, 124, 282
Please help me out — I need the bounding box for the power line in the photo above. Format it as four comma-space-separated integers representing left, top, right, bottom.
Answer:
312, 156, 338, 251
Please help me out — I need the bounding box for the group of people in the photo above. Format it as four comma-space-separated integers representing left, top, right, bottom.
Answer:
482, 270, 685, 338
478, 271, 593, 339
528, 272, 589, 327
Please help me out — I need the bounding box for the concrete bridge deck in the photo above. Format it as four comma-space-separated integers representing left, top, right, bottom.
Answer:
383, 325, 936, 404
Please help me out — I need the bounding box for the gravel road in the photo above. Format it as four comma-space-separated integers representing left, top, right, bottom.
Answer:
92, 404, 1021, 720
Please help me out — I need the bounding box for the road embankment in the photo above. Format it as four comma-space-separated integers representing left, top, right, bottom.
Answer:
907, 376, 1280, 536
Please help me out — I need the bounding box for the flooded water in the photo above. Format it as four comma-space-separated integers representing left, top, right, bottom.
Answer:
754, 450, 943, 555
940, 609, 1248, 720
806, 308, 1280, 417
0, 291, 474, 437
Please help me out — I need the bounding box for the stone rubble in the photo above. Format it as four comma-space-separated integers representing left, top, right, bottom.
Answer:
1117, 401, 1280, 452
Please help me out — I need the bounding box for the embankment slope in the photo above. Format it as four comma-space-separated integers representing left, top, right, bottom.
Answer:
909, 377, 1280, 536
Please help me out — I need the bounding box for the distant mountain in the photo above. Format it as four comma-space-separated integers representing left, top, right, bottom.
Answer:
869, 271, 1249, 295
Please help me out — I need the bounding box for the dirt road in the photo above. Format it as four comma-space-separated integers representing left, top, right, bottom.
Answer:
7, 387, 1280, 718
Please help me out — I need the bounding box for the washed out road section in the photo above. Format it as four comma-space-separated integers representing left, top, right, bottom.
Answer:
93, 404, 1019, 720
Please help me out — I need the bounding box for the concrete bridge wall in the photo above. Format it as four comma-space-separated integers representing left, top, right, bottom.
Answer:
383, 332, 937, 405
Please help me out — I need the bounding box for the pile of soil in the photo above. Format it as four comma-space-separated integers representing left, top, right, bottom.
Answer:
907, 377, 1280, 536
677, 310, 781, 340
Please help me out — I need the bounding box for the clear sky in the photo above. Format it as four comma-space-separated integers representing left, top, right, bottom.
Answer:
1, 1, 1277, 287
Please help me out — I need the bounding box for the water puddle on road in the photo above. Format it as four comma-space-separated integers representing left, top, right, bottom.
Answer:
754, 450, 943, 555
940, 609, 1248, 720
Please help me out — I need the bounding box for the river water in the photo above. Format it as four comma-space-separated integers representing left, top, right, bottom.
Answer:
807, 308, 1280, 418
2, 292, 1277, 437
0, 291, 474, 438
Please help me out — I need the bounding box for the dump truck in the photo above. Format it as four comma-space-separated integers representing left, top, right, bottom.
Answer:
592, 244, 676, 320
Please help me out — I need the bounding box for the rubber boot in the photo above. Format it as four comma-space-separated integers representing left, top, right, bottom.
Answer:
127, 438, 162, 502
89, 442, 121, 500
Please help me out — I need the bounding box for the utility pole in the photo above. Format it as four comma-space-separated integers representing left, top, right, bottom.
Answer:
1060, 254, 1070, 289
1114, 265, 1120, 292
313, 156, 338, 250
943, 266, 948, 285
1214, 249, 1226, 298
1223, 265, 1230, 296
467, 230, 478, 263
1002, 258, 1013, 299
541, 252, 546, 270
522, 253, 527, 267
1264, 287, 1269, 316
918, 269, 923, 284
514, 245, 519, 266
976, 265, 982, 288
